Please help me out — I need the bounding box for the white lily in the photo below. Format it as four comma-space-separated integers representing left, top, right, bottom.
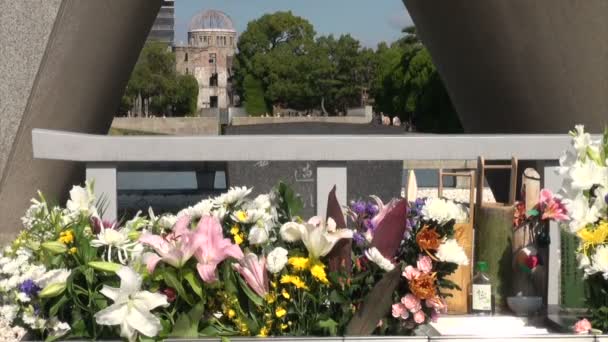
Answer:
66, 182, 97, 216
280, 217, 353, 259
95, 266, 168, 341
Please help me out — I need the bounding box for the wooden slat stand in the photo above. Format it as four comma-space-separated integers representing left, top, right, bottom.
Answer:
474, 157, 518, 311
439, 169, 475, 314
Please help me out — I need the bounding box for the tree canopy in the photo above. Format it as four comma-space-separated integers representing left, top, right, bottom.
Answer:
119, 42, 198, 117
234, 12, 462, 132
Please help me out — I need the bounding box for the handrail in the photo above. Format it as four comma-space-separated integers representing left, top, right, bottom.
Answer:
32, 129, 574, 162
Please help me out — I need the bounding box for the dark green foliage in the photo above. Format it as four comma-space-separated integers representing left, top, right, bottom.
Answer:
119, 42, 198, 117
243, 74, 269, 116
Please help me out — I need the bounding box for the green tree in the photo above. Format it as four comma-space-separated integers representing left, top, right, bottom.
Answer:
370, 26, 462, 133
243, 74, 269, 116
234, 11, 319, 111
120, 42, 198, 117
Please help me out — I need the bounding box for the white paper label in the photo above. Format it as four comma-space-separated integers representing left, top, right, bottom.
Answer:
472, 284, 492, 311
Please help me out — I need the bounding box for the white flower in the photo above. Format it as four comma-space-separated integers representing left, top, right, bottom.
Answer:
48, 318, 71, 338
34, 268, 70, 289
252, 194, 271, 211
365, 247, 395, 271
91, 223, 139, 264
586, 245, 608, 279
157, 214, 178, 230
22, 311, 46, 329
564, 192, 600, 232
95, 266, 169, 342
248, 226, 270, 245
421, 198, 468, 224
215, 186, 252, 206
16, 292, 30, 303
266, 247, 288, 273
279, 218, 353, 259
436, 239, 469, 265
0, 305, 19, 323
66, 182, 97, 215
569, 160, 607, 191
572, 125, 599, 158
558, 149, 577, 175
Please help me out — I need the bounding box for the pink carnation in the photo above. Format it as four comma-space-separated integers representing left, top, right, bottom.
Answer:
413, 310, 426, 324
425, 297, 448, 314
573, 318, 592, 334
401, 293, 422, 312
431, 310, 439, 322
402, 265, 421, 280
417, 255, 433, 273
392, 303, 409, 319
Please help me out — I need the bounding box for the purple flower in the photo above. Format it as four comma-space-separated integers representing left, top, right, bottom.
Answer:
353, 232, 366, 246
351, 201, 367, 215
366, 202, 379, 217
19, 279, 41, 297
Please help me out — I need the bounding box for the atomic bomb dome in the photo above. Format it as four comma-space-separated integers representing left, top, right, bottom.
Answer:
188, 10, 235, 32
175, 10, 237, 110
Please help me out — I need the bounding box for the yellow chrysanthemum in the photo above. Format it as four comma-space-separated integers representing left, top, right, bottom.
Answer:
228, 309, 236, 318
281, 288, 290, 299
235, 211, 248, 222
234, 233, 244, 245
281, 323, 289, 330
58, 230, 74, 244
276, 307, 287, 318
310, 263, 329, 284
280, 275, 309, 290
265, 292, 276, 304
230, 225, 240, 235
258, 326, 269, 337
68, 247, 78, 254
578, 222, 608, 255
288, 257, 309, 271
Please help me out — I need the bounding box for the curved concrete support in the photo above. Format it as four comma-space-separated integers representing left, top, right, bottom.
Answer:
0, 1, 161, 241
403, 0, 608, 133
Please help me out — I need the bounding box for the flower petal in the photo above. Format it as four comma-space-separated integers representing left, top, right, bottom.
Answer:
280, 222, 305, 242
132, 291, 168, 311
197, 263, 218, 283
143, 253, 162, 273
100, 285, 122, 302
116, 266, 142, 295
95, 303, 128, 326
125, 307, 162, 338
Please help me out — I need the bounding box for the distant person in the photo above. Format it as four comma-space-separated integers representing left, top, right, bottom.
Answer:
381, 113, 391, 126
393, 116, 401, 126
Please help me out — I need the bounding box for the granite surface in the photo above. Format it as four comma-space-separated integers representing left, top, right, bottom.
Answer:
0, 0, 62, 184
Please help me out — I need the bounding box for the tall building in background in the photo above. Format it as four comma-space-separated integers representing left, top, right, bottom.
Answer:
148, 0, 174, 43
174, 10, 236, 110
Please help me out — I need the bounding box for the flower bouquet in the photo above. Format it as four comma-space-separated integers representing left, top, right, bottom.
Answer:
0, 180, 469, 341
559, 125, 608, 333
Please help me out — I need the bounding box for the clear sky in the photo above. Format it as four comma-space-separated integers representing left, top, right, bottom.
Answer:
174, 0, 413, 48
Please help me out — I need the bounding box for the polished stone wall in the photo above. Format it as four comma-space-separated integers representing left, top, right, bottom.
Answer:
0, 1, 162, 241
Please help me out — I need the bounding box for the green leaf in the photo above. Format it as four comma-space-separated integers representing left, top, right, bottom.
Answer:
188, 300, 206, 325
164, 269, 194, 305
184, 268, 204, 299
278, 182, 303, 218
318, 318, 339, 336
236, 273, 264, 306
171, 313, 198, 338
222, 262, 238, 295
526, 209, 540, 217
49, 294, 69, 317
329, 289, 346, 304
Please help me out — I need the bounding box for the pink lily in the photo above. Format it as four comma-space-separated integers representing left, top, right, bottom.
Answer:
139, 215, 199, 272
539, 189, 569, 221
232, 253, 269, 297
193, 215, 244, 283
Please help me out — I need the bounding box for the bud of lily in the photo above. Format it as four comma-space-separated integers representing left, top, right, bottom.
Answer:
88, 261, 121, 273
128, 230, 141, 241
41, 241, 68, 254
38, 282, 66, 298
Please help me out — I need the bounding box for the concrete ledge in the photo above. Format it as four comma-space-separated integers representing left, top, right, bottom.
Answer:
231, 116, 371, 125
33, 129, 576, 162
111, 117, 219, 135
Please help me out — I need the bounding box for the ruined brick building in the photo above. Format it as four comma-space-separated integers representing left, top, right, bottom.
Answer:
174, 10, 236, 110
